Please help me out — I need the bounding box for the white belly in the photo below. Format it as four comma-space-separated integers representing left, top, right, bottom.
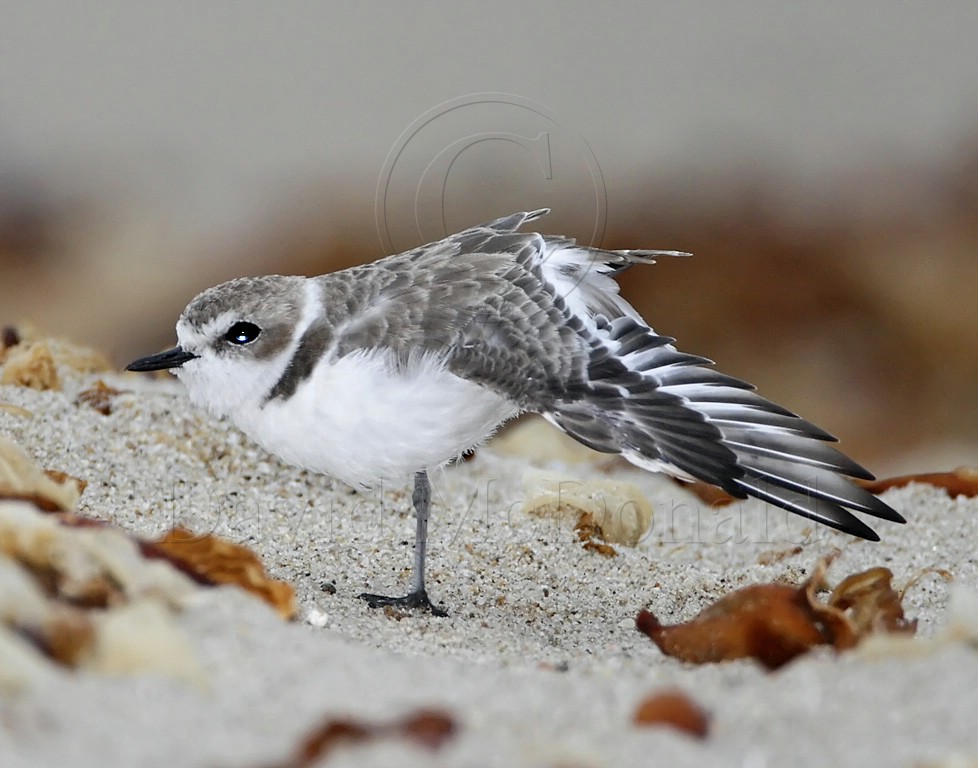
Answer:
233, 349, 520, 487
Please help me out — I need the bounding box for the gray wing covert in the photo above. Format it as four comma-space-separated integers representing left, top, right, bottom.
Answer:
322, 214, 585, 408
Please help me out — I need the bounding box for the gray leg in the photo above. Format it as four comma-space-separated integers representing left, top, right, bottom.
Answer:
407, 469, 432, 594
359, 470, 447, 616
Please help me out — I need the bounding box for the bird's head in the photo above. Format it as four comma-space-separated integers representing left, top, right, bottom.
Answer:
127, 275, 307, 417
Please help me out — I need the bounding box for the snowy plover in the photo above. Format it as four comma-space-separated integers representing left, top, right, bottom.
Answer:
128, 209, 903, 614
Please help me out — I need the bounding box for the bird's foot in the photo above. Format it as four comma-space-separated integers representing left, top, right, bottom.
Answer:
358, 588, 448, 617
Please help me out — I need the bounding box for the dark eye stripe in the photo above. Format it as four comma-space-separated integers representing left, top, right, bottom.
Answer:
225, 321, 261, 345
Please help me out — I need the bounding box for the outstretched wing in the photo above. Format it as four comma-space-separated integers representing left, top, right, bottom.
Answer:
442, 215, 902, 541
524, 240, 903, 541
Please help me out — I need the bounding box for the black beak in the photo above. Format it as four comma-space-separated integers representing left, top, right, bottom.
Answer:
126, 346, 198, 372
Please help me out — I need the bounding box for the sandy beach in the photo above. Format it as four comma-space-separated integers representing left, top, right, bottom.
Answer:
2, 343, 977, 768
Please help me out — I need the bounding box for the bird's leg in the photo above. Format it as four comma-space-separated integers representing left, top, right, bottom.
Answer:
359, 470, 447, 616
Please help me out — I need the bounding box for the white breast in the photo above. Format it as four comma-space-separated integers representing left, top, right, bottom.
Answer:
233, 349, 520, 488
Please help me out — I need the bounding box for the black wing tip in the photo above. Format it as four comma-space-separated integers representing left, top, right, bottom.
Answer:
796, 504, 881, 542
864, 496, 906, 524
733, 474, 902, 541
846, 522, 881, 542
844, 462, 876, 482
829, 498, 909, 539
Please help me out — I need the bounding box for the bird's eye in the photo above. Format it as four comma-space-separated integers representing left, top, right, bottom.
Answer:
224, 321, 261, 345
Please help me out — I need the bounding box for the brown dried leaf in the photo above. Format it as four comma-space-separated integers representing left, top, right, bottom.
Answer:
0, 436, 81, 511
858, 467, 978, 498
0, 341, 60, 390
829, 567, 917, 637
270, 709, 456, 768
76, 380, 126, 415
673, 478, 736, 506
801, 556, 859, 650
637, 584, 826, 670
633, 689, 710, 738
148, 528, 296, 620
637, 555, 916, 669
574, 512, 618, 557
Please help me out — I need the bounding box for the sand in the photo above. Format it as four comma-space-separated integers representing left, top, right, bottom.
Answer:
1, 354, 977, 768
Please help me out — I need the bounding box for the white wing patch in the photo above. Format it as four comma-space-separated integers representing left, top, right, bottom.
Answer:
535, 244, 644, 333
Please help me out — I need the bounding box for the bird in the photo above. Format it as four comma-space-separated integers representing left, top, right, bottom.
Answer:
127, 208, 904, 615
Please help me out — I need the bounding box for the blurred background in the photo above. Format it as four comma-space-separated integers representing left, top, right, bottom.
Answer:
2, 1, 977, 473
